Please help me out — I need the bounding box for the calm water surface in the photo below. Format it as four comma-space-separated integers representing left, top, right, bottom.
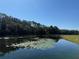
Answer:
0, 39, 79, 59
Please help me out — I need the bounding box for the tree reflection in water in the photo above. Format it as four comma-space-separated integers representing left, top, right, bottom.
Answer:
0, 39, 19, 56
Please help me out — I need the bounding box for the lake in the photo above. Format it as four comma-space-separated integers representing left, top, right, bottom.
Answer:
0, 39, 79, 59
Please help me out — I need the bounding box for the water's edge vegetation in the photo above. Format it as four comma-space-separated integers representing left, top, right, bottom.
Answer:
61, 35, 79, 43
0, 35, 79, 50
0, 35, 60, 49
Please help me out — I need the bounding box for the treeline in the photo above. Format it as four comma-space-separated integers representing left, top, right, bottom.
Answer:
0, 13, 79, 37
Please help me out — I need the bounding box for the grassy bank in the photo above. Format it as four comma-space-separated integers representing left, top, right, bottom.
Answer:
61, 35, 79, 43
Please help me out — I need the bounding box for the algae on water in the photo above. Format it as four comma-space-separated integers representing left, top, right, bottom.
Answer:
12, 38, 56, 49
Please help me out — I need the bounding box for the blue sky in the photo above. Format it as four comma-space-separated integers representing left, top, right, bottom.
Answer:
0, 0, 79, 30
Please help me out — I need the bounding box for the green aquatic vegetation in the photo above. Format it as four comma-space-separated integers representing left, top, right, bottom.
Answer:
12, 38, 56, 49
